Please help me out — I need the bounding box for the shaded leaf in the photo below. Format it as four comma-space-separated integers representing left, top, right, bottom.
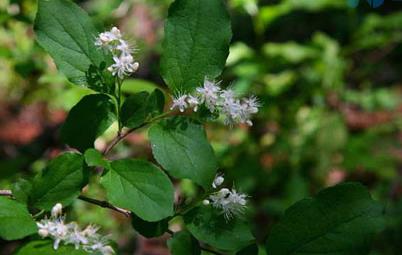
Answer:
61, 94, 116, 152
30, 153, 88, 210
121, 89, 165, 129
131, 214, 169, 238
168, 231, 201, 255
0, 197, 37, 240
149, 117, 218, 190
266, 182, 384, 255
101, 159, 174, 221
184, 206, 255, 252
34, 0, 112, 92
160, 0, 232, 92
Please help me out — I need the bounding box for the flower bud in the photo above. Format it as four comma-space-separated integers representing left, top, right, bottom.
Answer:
51, 203, 63, 217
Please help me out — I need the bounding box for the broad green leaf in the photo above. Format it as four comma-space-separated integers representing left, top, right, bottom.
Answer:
0, 197, 37, 240
160, 0, 232, 92
30, 153, 88, 210
149, 117, 218, 190
84, 148, 110, 168
101, 159, 174, 221
184, 206, 255, 252
34, 0, 113, 93
266, 182, 384, 255
131, 213, 169, 238
121, 89, 165, 129
15, 240, 88, 255
168, 231, 201, 255
12, 179, 32, 204
61, 94, 116, 152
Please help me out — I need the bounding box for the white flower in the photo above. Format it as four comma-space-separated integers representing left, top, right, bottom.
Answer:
96, 26, 139, 79
219, 89, 243, 126
108, 55, 139, 79
51, 203, 63, 218
196, 79, 221, 112
95, 27, 122, 49
36, 204, 114, 255
239, 96, 260, 126
212, 174, 224, 189
207, 188, 248, 220
170, 94, 188, 112
186, 95, 200, 112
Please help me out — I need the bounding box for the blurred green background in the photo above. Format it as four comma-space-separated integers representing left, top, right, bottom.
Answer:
2, 0, 402, 254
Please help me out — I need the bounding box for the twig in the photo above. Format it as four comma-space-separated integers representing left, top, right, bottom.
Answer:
0, 190, 12, 197
78, 195, 131, 217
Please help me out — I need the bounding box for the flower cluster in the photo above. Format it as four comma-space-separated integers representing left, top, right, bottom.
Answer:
95, 27, 139, 79
37, 203, 114, 255
170, 78, 260, 126
203, 174, 248, 221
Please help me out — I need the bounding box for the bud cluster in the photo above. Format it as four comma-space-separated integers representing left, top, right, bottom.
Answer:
95, 27, 139, 79
170, 78, 260, 126
36, 203, 114, 255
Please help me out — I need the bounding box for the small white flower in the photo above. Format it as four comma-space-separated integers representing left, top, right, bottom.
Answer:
108, 55, 139, 79
196, 79, 221, 112
170, 94, 188, 112
239, 96, 260, 126
208, 188, 248, 220
186, 95, 200, 112
51, 203, 63, 218
212, 174, 224, 189
95, 27, 122, 49
36, 204, 114, 255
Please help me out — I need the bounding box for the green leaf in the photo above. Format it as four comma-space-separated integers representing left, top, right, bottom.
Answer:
84, 148, 110, 168
0, 197, 37, 240
168, 231, 201, 255
266, 182, 384, 255
30, 153, 88, 210
101, 159, 174, 222
160, 0, 232, 92
12, 179, 32, 204
15, 240, 88, 255
61, 94, 116, 152
121, 89, 165, 129
237, 244, 259, 255
34, 0, 112, 93
184, 206, 255, 252
131, 213, 169, 238
149, 117, 218, 190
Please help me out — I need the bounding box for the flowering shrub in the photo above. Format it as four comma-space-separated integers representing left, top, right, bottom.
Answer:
0, 0, 385, 254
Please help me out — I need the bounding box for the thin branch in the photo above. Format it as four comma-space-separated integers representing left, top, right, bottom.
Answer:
78, 195, 131, 217
0, 190, 12, 197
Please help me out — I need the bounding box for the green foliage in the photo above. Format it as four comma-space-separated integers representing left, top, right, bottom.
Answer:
168, 231, 201, 255
0, 197, 37, 240
160, 0, 232, 92
61, 94, 117, 152
149, 117, 218, 190
34, 0, 112, 92
266, 183, 384, 255
121, 89, 165, 129
30, 153, 88, 210
184, 206, 255, 252
84, 148, 110, 168
15, 240, 88, 255
101, 159, 174, 221
131, 214, 169, 238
